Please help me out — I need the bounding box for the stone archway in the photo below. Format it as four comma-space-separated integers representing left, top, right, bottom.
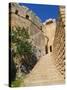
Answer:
45, 45, 48, 54
50, 45, 52, 52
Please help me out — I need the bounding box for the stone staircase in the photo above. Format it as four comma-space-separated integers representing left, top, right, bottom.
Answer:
22, 53, 64, 86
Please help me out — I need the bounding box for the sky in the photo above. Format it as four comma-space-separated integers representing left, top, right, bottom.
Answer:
19, 3, 59, 22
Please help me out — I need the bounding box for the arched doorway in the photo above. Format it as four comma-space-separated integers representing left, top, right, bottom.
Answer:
50, 45, 52, 52
45, 45, 48, 54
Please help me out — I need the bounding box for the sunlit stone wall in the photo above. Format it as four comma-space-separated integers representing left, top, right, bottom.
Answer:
52, 6, 65, 79
10, 3, 48, 59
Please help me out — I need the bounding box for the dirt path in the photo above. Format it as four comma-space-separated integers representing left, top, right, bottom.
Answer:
21, 53, 64, 86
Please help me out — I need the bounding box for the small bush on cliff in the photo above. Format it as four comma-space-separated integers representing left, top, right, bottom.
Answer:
11, 26, 37, 81
11, 27, 32, 55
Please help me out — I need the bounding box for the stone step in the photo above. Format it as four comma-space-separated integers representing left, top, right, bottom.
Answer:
23, 53, 64, 86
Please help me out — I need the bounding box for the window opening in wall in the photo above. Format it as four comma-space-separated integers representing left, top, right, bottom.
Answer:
15, 10, 18, 15
26, 15, 29, 19
50, 45, 52, 52
45, 45, 48, 54
40, 26, 42, 30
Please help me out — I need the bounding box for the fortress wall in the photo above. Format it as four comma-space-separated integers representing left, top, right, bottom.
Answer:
10, 3, 42, 29
52, 6, 65, 79
42, 19, 56, 54
10, 3, 47, 60
59, 6, 65, 25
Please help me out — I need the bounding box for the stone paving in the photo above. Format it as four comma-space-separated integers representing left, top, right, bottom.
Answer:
22, 53, 64, 86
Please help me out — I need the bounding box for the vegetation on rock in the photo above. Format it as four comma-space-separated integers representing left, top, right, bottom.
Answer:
11, 26, 37, 86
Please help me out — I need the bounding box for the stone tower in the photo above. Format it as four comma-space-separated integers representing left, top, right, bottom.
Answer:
42, 19, 56, 54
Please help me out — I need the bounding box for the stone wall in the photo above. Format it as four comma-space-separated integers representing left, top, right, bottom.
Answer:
10, 3, 42, 29
10, 3, 48, 59
59, 6, 65, 26
52, 6, 65, 79
42, 19, 56, 54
